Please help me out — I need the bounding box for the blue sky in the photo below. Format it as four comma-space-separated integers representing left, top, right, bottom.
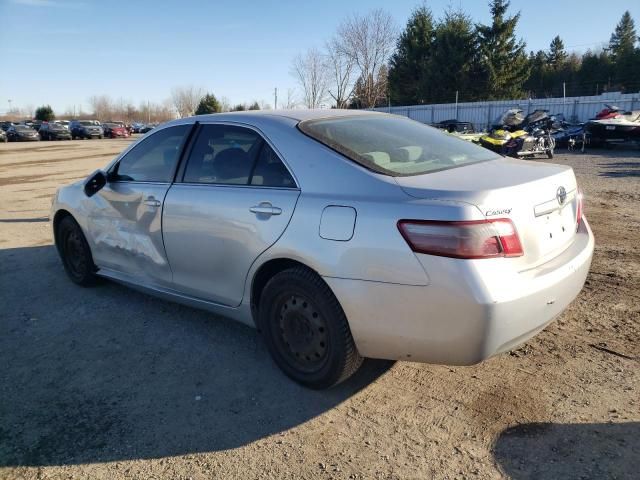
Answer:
1, 0, 638, 114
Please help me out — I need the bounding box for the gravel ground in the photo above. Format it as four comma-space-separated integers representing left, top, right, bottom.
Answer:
0, 138, 638, 480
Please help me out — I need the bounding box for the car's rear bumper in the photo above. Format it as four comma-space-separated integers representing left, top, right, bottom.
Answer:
325, 218, 594, 365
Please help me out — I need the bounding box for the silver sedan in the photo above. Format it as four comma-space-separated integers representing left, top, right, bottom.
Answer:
51, 110, 594, 389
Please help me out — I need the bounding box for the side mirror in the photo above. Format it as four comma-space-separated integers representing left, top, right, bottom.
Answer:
83, 170, 107, 197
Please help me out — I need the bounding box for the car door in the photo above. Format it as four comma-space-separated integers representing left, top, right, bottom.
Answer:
162, 122, 300, 307
86, 123, 192, 287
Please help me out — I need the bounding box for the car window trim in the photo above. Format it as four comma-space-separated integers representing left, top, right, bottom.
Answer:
108, 123, 195, 184
175, 120, 299, 189
173, 121, 202, 183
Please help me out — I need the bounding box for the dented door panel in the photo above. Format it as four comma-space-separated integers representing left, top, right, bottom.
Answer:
87, 181, 172, 286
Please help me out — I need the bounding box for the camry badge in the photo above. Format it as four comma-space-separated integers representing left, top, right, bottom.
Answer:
556, 186, 567, 205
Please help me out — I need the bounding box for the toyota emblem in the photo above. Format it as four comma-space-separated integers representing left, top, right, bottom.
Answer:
556, 186, 567, 205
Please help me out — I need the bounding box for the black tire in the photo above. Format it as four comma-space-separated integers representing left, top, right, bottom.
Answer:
546, 149, 554, 159
258, 266, 363, 389
99, 135, 104, 139
55, 216, 98, 287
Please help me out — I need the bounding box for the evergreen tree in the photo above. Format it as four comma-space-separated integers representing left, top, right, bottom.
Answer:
248, 101, 260, 110
579, 49, 614, 94
524, 50, 548, 97
609, 11, 639, 90
475, 0, 530, 99
547, 36, 567, 70
34, 105, 55, 122
609, 11, 637, 56
194, 93, 221, 115
429, 10, 477, 103
388, 6, 436, 105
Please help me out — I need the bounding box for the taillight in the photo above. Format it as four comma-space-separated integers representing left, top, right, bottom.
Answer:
397, 219, 524, 259
576, 188, 584, 227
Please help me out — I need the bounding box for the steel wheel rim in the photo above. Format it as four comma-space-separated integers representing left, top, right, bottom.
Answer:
63, 230, 86, 277
273, 294, 329, 373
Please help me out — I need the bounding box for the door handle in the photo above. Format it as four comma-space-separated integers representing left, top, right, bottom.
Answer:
143, 197, 161, 207
250, 203, 282, 216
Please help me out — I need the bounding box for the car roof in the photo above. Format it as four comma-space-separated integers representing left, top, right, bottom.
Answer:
181, 108, 387, 124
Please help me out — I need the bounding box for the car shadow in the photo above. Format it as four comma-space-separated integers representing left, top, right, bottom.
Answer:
597, 160, 640, 178
0, 217, 50, 223
0, 245, 392, 467
493, 422, 639, 479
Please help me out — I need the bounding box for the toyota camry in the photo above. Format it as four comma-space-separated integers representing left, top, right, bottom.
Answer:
51, 110, 594, 389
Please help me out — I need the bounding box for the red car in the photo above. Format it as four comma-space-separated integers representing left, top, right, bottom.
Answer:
103, 123, 130, 138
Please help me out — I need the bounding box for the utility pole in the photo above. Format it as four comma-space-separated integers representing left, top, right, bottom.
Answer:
274, 88, 278, 110
7, 99, 12, 115
563, 82, 566, 104
455, 90, 459, 119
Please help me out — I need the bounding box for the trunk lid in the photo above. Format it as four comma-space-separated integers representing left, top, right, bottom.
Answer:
395, 157, 580, 270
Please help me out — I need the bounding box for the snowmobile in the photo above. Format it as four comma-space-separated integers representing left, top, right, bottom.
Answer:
479, 109, 555, 158
478, 109, 528, 153
549, 113, 587, 150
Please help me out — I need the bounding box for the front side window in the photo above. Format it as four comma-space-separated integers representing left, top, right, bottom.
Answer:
299, 115, 500, 176
113, 124, 190, 182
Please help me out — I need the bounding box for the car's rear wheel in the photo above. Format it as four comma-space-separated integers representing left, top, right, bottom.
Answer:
258, 266, 363, 389
56, 216, 98, 286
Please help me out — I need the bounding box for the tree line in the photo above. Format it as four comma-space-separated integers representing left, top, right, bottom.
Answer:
6, 88, 269, 123
291, 1, 640, 108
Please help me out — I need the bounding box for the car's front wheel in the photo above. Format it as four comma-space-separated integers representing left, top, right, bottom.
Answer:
258, 266, 363, 389
56, 216, 98, 286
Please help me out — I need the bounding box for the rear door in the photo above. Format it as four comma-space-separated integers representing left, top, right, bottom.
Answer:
162, 123, 300, 306
87, 124, 192, 286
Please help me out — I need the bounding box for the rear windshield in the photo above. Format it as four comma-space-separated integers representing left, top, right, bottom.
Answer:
299, 115, 499, 176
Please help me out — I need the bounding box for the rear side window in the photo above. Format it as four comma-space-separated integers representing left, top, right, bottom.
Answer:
251, 144, 295, 187
183, 124, 296, 188
299, 115, 499, 177
114, 125, 190, 182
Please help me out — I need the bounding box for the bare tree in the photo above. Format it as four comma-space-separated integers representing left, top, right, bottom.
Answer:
88, 95, 113, 120
282, 88, 299, 109
219, 96, 231, 112
325, 37, 355, 108
337, 9, 396, 108
291, 48, 329, 109
171, 85, 204, 118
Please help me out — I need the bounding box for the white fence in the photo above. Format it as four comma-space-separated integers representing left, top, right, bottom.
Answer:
372, 92, 640, 130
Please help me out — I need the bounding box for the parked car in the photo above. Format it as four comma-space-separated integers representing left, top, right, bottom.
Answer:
131, 122, 144, 133
0, 128, 7, 143
138, 124, 156, 134
7, 124, 40, 141
70, 120, 104, 139
102, 122, 130, 138
39, 122, 72, 140
51, 110, 594, 389
0, 121, 14, 132
434, 119, 476, 134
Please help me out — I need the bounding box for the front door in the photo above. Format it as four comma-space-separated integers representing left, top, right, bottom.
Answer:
87, 124, 191, 286
162, 123, 300, 306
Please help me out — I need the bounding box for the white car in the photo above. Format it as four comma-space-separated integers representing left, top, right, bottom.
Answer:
51, 110, 594, 388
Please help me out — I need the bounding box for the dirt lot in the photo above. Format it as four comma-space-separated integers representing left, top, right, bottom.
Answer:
0, 138, 638, 480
